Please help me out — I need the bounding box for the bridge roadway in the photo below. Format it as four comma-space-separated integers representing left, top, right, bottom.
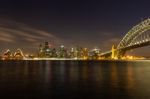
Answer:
100, 40, 150, 58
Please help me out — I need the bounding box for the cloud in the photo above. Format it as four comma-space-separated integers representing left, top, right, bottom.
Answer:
0, 37, 14, 43
0, 18, 63, 43
0, 28, 16, 43
24, 38, 38, 43
0, 31, 15, 38
0, 18, 63, 53
20, 27, 56, 38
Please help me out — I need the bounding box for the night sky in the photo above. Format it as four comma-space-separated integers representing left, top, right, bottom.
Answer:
0, 0, 150, 56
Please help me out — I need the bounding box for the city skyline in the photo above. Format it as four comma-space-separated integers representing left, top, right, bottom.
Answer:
0, 0, 150, 56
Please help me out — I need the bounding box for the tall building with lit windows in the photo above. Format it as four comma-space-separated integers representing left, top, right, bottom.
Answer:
38, 42, 54, 58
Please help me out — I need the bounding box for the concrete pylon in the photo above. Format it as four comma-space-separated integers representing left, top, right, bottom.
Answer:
111, 45, 117, 59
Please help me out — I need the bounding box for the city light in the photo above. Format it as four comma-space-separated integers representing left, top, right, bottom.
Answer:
0, 19, 150, 60
0, 41, 147, 60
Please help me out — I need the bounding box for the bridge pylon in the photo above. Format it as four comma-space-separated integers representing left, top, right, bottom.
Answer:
111, 45, 126, 59
102, 18, 150, 59
111, 45, 118, 59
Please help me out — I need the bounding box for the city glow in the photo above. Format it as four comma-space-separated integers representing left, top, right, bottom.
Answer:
0, 19, 150, 60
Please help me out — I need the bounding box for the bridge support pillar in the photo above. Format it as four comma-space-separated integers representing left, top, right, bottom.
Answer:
111, 45, 125, 59
111, 45, 118, 59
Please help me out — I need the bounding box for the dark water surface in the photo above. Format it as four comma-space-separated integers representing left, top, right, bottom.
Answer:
0, 60, 150, 99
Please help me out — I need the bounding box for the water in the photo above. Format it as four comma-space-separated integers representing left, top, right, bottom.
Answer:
0, 60, 150, 99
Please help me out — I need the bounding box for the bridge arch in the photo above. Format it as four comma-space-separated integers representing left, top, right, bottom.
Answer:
115, 18, 150, 58
118, 18, 150, 49
100, 18, 150, 59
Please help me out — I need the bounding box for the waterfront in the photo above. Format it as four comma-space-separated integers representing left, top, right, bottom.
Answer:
0, 60, 150, 99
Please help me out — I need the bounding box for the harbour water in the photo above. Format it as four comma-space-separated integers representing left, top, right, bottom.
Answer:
0, 60, 150, 99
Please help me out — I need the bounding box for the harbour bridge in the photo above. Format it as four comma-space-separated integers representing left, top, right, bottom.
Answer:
100, 18, 150, 59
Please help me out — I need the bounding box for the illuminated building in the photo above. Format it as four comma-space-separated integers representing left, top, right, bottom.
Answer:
38, 44, 44, 57
51, 48, 57, 57
2, 49, 24, 60
3, 49, 13, 60
76, 46, 84, 58
14, 49, 24, 60
38, 42, 53, 58
57, 45, 67, 58
89, 48, 101, 60
69, 48, 76, 58
43, 42, 51, 57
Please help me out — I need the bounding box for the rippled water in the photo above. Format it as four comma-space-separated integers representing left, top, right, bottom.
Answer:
0, 60, 150, 99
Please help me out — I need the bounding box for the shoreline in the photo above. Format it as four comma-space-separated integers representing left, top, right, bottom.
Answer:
0, 58, 150, 62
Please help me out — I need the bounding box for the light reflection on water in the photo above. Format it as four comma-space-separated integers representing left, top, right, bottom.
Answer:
0, 60, 150, 99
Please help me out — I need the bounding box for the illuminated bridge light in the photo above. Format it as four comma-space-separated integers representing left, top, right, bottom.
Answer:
101, 18, 150, 59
